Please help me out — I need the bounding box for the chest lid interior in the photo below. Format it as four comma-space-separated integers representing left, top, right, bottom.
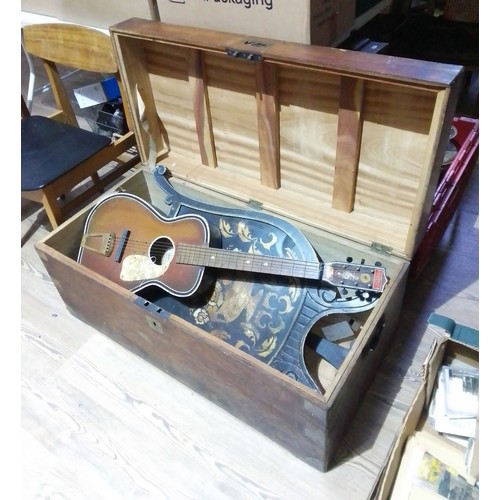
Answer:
111, 18, 464, 260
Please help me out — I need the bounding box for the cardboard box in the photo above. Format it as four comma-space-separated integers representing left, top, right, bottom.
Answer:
36, 19, 463, 471
157, 0, 355, 46
21, 0, 65, 20
376, 322, 479, 498
21, 0, 154, 29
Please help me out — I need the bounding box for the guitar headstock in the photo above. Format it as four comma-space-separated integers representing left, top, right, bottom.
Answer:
323, 261, 388, 293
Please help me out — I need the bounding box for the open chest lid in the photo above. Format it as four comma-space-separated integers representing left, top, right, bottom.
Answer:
110, 18, 464, 260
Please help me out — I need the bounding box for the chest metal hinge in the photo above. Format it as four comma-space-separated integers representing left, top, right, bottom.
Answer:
248, 199, 263, 210
371, 242, 393, 255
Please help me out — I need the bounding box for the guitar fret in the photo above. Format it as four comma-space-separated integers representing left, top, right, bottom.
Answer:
175, 244, 387, 292
177, 244, 321, 280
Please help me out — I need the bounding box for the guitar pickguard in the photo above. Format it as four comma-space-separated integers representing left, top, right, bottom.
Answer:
120, 254, 171, 282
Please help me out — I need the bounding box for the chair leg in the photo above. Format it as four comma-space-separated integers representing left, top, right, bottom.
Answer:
91, 172, 106, 194
41, 192, 63, 229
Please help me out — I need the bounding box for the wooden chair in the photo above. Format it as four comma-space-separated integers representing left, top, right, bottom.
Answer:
21, 23, 139, 229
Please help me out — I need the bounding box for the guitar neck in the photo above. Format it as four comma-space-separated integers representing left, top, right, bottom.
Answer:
177, 244, 322, 281
177, 244, 388, 292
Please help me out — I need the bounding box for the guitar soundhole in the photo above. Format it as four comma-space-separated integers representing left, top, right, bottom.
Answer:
149, 237, 175, 266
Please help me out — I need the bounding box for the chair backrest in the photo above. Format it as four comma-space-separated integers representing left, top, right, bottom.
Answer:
22, 23, 125, 128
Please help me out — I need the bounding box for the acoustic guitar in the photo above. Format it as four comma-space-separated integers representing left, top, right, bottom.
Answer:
78, 193, 388, 297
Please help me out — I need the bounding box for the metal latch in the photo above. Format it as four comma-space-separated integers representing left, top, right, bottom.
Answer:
226, 41, 267, 62
134, 297, 170, 334
226, 48, 262, 61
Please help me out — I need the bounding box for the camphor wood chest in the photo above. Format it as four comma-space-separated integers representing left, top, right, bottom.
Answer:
36, 18, 464, 471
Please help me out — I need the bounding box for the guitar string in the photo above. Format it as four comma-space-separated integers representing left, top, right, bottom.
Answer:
95, 236, 326, 278
177, 244, 323, 278
91, 238, 385, 292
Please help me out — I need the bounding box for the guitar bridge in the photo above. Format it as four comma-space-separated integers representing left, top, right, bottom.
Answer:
80, 232, 116, 257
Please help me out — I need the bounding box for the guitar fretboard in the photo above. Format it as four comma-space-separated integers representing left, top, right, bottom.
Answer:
176, 244, 322, 281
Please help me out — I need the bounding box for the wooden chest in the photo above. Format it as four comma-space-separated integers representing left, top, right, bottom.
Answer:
36, 18, 464, 471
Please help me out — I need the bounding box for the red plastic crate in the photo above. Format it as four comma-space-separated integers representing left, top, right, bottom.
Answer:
411, 116, 479, 278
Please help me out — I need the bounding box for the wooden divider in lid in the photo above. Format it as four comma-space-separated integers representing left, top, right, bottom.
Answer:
110, 18, 463, 260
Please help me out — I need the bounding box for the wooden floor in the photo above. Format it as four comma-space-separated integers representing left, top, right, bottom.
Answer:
20, 51, 479, 499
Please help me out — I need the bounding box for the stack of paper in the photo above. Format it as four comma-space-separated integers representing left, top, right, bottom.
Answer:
429, 364, 479, 443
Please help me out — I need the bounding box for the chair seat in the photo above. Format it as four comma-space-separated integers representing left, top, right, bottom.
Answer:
21, 115, 111, 191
